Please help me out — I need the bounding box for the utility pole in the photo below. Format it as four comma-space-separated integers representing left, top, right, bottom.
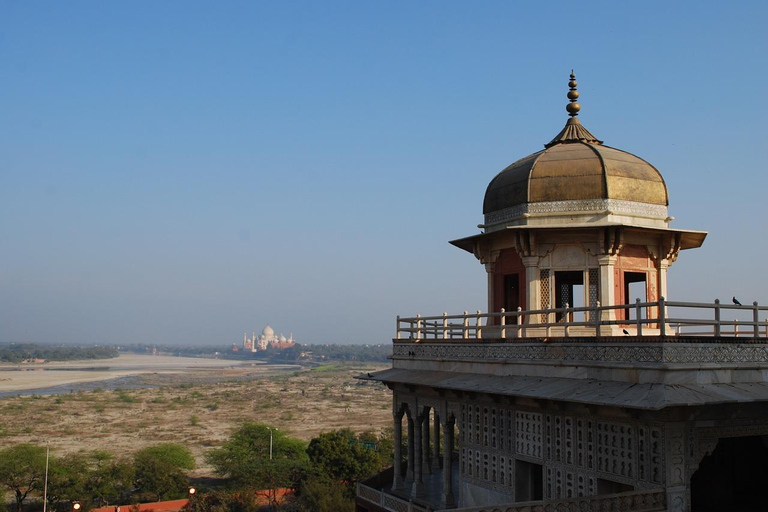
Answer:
267, 427, 277, 460
43, 441, 50, 512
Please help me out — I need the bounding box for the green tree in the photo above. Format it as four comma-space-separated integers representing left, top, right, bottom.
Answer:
359, 428, 394, 471
206, 423, 308, 510
45, 453, 89, 511
295, 474, 353, 512
0, 444, 46, 512
182, 489, 260, 512
84, 451, 134, 507
306, 429, 379, 490
133, 444, 194, 502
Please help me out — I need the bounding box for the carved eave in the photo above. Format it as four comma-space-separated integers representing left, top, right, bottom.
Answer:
451, 223, 706, 258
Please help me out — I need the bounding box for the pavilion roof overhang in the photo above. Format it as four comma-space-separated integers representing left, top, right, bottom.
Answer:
361, 368, 768, 411
449, 222, 707, 254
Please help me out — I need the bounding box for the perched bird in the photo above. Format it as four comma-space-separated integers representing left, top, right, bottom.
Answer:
622, 329, 630, 336
733, 297, 742, 306
367, 373, 373, 378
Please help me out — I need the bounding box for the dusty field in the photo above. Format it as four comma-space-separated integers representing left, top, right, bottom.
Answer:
0, 359, 391, 478
0, 354, 274, 392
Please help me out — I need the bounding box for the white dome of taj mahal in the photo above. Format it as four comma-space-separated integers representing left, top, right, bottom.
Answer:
262, 325, 274, 337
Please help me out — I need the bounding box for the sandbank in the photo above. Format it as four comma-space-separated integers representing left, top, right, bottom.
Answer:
0, 353, 258, 392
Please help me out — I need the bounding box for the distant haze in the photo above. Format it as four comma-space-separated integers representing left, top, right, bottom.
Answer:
1, 2, 766, 345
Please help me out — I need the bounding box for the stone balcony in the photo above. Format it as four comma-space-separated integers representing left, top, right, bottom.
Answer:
375, 299, 768, 410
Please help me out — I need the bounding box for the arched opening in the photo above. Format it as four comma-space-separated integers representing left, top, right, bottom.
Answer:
691, 436, 768, 511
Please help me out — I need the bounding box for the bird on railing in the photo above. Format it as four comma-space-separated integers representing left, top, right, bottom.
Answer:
733, 297, 743, 306
622, 329, 630, 336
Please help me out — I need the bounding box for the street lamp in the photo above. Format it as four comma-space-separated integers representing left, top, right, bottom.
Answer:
72, 502, 82, 511
188, 487, 196, 496
43, 442, 50, 512
266, 427, 278, 460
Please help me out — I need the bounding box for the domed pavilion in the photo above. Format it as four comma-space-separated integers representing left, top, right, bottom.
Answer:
450, 72, 705, 335
356, 73, 768, 512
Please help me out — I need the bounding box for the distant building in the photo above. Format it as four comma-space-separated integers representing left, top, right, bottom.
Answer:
241, 325, 295, 352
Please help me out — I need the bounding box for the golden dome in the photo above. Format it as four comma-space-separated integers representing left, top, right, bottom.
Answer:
483, 134, 668, 215
483, 73, 668, 218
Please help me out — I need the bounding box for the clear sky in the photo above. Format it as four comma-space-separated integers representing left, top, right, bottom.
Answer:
1, 1, 766, 345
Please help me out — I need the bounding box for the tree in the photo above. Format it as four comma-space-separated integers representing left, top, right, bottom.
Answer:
0, 444, 47, 512
84, 451, 134, 507
295, 474, 354, 512
133, 444, 194, 502
206, 423, 308, 510
306, 429, 379, 490
45, 453, 89, 511
183, 489, 259, 512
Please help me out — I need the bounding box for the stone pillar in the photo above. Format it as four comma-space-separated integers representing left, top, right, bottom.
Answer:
664, 423, 688, 512
658, 260, 669, 304
597, 255, 618, 321
411, 412, 424, 496
432, 412, 441, 470
485, 263, 495, 316
422, 409, 431, 475
441, 417, 456, 508
521, 256, 540, 320
392, 410, 404, 490
406, 412, 415, 481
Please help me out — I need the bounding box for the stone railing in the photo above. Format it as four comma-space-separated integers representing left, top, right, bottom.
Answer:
397, 298, 768, 341
438, 489, 666, 512
357, 483, 428, 512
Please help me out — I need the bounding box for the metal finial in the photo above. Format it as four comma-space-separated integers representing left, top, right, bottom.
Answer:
566, 71, 581, 117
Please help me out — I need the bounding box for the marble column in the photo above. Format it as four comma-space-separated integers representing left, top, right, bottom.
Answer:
392, 410, 404, 490
441, 417, 456, 508
521, 256, 540, 320
597, 255, 618, 322
432, 412, 441, 470
485, 263, 495, 316
411, 412, 424, 496
406, 412, 415, 481
422, 409, 431, 475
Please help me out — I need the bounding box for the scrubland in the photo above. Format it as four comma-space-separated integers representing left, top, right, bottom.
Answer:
0, 362, 391, 478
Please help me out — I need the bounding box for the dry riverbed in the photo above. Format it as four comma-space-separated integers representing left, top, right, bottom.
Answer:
0, 356, 391, 478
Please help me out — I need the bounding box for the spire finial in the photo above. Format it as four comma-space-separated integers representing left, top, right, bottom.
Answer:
566, 70, 581, 117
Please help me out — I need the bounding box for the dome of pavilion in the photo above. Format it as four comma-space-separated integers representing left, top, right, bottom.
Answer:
483, 73, 669, 228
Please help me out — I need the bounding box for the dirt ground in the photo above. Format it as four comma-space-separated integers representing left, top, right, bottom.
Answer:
0, 359, 392, 478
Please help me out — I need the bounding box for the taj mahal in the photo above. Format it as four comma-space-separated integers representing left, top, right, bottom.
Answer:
241, 325, 296, 352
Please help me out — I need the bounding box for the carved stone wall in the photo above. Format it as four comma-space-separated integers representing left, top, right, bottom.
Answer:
455, 401, 666, 500
391, 389, 768, 511
392, 342, 768, 366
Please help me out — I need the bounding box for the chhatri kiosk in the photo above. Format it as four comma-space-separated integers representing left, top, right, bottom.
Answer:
357, 74, 768, 512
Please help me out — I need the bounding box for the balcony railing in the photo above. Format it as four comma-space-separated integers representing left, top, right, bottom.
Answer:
442, 488, 666, 512
396, 298, 768, 341
357, 483, 665, 512
357, 483, 428, 512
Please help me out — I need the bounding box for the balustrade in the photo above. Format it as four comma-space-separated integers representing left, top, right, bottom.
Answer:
396, 298, 768, 341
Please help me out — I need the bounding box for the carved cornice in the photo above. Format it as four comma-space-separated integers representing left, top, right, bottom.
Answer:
484, 199, 669, 226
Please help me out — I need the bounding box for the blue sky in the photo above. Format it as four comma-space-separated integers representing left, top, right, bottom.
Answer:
1, 1, 766, 345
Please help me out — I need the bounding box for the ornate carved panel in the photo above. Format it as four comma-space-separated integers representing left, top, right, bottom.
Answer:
393, 342, 768, 365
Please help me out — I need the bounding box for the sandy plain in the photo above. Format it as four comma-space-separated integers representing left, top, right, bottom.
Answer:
0, 354, 280, 392
0, 354, 391, 478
